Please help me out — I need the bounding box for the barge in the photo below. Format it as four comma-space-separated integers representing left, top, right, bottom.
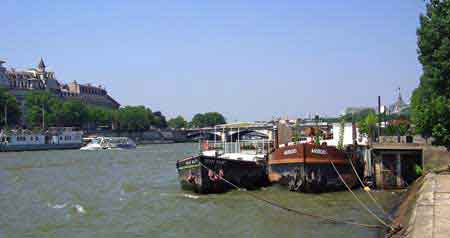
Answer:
0, 128, 83, 152
268, 143, 361, 193
176, 123, 273, 194
177, 152, 269, 193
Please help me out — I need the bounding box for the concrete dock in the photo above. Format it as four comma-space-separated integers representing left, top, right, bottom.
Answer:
405, 173, 450, 238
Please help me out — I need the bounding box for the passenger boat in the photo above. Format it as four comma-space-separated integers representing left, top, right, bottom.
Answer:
0, 127, 83, 152
176, 123, 273, 194
80, 137, 136, 150
268, 142, 361, 193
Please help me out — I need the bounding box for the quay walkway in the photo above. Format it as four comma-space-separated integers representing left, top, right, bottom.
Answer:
406, 173, 450, 238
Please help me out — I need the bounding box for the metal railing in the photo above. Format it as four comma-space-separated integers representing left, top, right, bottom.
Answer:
199, 139, 274, 155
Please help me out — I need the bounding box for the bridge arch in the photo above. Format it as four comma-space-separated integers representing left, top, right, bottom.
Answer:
227, 129, 269, 142
186, 131, 220, 141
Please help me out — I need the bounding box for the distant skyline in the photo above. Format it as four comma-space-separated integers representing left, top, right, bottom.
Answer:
1, 1, 425, 121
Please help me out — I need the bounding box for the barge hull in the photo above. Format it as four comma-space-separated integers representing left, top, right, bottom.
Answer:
269, 162, 357, 192
268, 143, 359, 193
177, 155, 268, 194
0, 143, 82, 152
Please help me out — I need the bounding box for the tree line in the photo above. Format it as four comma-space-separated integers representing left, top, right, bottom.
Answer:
0, 90, 169, 132
0, 89, 226, 131
168, 112, 226, 129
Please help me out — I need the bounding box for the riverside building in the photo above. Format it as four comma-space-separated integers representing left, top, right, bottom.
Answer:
0, 58, 120, 124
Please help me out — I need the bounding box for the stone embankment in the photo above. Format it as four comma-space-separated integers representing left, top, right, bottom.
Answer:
392, 171, 450, 238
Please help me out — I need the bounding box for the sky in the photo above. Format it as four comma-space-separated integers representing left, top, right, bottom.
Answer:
1, 0, 426, 122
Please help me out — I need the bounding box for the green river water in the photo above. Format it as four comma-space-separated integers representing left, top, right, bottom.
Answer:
0, 143, 401, 238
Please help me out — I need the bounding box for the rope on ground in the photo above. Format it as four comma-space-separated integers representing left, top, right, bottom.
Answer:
198, 161, 383, 230
326, 158, 394, 231
346, 156, 395, 223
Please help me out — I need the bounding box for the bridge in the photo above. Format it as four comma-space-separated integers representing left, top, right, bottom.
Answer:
185, 122, 276, 142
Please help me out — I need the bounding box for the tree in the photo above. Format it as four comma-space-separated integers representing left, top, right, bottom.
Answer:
0, 88, 21, 127
358, 111, 378, 144
191, 112, 226, 128
116, 106, 153, 132
152, 111, 167, 128
87, 106, 113, 129
57, 100, 89, 126
337, 118, 345, 150
24, 91, 61, 128
168, 115, 188, 129
412, 0, 450, 150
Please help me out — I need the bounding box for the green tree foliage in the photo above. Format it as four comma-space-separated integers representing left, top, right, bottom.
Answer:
168, 115, 188, 129
57, 100, 89, 126
87, 106, 113, 128
24, 91, 61, 128
358, 111, 378, 143
0, 88, 21, 127
412, 0, 450, 150
384, 123, 410, 136
116, 106, 154, 132
191, 112, 226, 128
337, 119, 345, 150
152, 111, 167, 128
23, 92, 169, 131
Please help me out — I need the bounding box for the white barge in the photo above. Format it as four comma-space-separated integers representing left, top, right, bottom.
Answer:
0, 128, 83, 152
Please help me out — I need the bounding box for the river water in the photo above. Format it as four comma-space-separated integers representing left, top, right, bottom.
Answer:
0, 143, 401, 238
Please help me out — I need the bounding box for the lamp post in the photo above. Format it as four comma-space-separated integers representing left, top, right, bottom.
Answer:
42, 106, 45, 130
4, 101, 7, 127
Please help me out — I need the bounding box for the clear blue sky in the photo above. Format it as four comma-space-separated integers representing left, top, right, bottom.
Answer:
1, 0, 425, 121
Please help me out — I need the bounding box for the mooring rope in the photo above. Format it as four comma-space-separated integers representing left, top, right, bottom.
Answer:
346, 156, 395, 222
198, 161, 384, 230
326, 158, 394, 231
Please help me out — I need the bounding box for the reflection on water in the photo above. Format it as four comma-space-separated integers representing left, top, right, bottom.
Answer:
0, 143, 400, 238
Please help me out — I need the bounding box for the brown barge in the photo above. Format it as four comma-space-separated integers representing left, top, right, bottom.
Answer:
268, 143, 361, 193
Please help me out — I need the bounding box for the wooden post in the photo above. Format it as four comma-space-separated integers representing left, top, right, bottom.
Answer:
375, 156, 383, 189
396, 154, 402, 187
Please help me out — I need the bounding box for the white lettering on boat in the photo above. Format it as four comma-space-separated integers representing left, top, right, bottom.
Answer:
311, 148, 328, 155
283, 149, 297, 155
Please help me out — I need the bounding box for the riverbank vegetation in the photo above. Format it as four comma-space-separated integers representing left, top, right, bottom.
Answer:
0, 88, 21, 127
22, 91, 169, 132
190, 112, 226, 128
411, 0, 450, 151
21, 91, 226, 132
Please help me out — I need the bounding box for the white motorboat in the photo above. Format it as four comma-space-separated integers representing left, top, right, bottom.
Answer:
80, 137, 136, 150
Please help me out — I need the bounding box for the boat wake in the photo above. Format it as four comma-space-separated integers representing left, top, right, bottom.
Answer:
159, 192, 200, 200
48, 203, 86, 214
182, 194, 199, 200
48, 203, 67, 209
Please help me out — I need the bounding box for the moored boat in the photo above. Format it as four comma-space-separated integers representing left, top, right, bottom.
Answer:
268, 143, 361, 192
177, 152, 269, 193
0, 127, 83, 152
176, 123, 274, 194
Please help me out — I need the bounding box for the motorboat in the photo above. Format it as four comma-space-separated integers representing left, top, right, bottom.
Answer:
80, 137, 136, 150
